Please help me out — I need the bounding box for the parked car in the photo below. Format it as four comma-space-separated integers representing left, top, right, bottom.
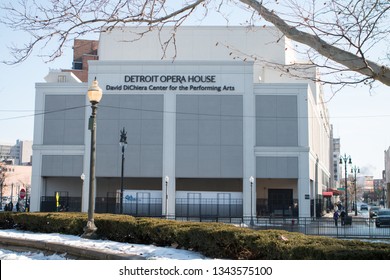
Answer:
375, 209, 390, 227
360, 204, 368, 211
369, 206, 381, 218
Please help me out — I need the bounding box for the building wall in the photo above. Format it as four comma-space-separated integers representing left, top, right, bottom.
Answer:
0, 144, 12, 162
31, 83, 86, 211
98, 26, 317, 92
31, 27, 331, 219
95, 94, 164, 177
20, 140, 32, 165
43, 95, 85, 145
1, 165, 32, 202
385, 148, 390, 208
62, 39, 99, 82
0, 140, 32, 165
176, 95, 243, 178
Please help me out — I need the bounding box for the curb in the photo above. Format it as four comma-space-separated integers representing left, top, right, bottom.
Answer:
0, 236, 145, 260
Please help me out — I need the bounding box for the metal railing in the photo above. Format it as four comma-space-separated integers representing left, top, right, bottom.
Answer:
175, 198, 243, 220
39, 196, 390, 239
250, 216, 390, 239
40, 196, 81, 212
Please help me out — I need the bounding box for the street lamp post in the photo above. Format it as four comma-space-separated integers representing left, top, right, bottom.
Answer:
351, 165, 360, 216
382, 185, 386, 206
0, 182, 2, 210
119, 127, 127, 214
0, 166, 4, 211
165, 176, 169, 219
339, 154, 352, 216
82, 78, 103, 239
249, 176, 255, 226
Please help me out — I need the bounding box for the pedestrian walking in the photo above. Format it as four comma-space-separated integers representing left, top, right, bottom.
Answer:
340, 210, 346, 226
333, 211, 339, 227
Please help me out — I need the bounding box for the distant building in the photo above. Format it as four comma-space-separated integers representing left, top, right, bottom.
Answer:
373, 178, 386, 205
331, 137, 341, 190
363, 176, 374, 192
62, 39, 99, 82
0, 140, 32, 165
0, 164, 32, 204
383, 147, 390, 207
0, 144, 13, 163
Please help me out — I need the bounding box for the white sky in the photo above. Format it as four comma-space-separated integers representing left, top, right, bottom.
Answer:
1, 1, 389, 178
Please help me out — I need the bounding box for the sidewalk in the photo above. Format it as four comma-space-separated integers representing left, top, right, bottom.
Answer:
0, 235, 145, 260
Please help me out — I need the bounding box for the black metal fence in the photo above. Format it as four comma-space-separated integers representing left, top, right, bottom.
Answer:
39, 196, 390, 239
40, 196, 81, 212
250, 216, 390, 239
40, 196, 242, 218
175, 198, 243, 219
256, 198, 299, 217
123, 198, 162, 217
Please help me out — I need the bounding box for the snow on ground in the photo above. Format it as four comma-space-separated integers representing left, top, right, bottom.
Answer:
0, 229, 210, 260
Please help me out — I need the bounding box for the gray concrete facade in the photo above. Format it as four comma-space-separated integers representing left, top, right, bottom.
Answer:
31, 27, 331, 221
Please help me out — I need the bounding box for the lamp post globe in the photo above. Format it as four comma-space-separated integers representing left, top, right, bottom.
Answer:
87, 78, 103, 103
82, 78, 102, 239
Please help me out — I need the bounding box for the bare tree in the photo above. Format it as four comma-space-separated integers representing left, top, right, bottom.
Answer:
1, 0, 389, 86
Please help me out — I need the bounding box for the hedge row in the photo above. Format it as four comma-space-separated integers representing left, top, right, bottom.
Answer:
1, 212, 390, 259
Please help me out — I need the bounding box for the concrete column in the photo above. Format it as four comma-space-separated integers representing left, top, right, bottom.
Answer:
243, 84, 256, 222
30, 87, 46, 212
162, 93, 176, 217
298, 152, 311, 217
297, 86, 311, 218
30, 150, 43, 212
81, 94, 91, 213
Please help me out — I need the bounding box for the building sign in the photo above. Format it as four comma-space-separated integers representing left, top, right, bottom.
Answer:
105, 74, 236, 93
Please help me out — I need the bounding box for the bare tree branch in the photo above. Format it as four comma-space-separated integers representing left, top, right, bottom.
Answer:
240, 0, 390, 86
1, 0, 390, 87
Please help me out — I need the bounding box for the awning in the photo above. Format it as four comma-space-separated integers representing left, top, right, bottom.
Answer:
329, 188, 343, 196
322, 191, 333, 197
333, 190, 343, 195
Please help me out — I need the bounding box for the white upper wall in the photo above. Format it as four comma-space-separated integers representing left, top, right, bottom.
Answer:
99, 26, 288, 63
98, 26, 315, 85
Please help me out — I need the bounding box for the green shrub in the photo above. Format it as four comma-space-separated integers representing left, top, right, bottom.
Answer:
1, 212, 390, 260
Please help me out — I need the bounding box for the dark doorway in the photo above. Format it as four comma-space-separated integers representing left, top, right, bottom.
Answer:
268, 189, 293, 217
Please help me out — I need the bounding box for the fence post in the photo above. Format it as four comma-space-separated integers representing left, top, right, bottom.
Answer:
369, 217, 372, 239
317, 218, 320, 235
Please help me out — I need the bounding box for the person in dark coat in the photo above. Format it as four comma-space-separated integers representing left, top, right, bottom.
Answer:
340, 210, 346, 226
333, 211, 339, 227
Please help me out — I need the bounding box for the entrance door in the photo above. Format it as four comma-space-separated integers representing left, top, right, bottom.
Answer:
268, 189, 293, 217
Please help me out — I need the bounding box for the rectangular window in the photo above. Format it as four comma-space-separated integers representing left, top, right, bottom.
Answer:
58, 75, 67, 83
